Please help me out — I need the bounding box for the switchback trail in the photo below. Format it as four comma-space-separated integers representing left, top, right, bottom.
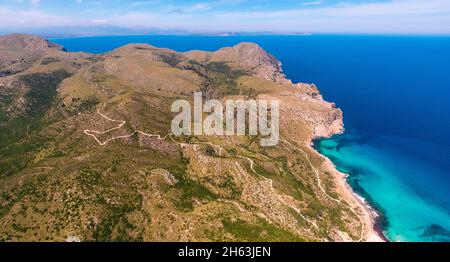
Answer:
83, 107, 365, 241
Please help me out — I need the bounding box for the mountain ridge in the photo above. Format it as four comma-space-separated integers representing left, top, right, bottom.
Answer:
0, 34, 382, 242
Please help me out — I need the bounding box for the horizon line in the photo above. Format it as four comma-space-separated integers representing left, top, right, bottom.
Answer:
3, 31, 450, 39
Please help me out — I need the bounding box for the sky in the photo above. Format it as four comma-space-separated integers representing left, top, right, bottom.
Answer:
1, 0, 450, 34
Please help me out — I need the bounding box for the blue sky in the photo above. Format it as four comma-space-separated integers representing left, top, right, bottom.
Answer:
1, 0, 450, 34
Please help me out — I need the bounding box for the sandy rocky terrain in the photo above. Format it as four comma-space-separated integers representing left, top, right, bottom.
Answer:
0, 34, 384, 242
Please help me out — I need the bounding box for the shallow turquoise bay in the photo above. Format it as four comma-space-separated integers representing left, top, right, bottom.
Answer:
315, 133, 450, 241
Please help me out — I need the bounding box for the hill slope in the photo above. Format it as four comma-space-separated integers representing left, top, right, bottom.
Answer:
0, 34, 380, 242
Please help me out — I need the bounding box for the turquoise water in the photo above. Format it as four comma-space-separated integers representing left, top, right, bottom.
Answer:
52, 35, 450, 242
315, 132, 450, 241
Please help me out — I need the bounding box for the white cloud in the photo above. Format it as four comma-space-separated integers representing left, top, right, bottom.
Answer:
91, 19, 108, 24
301, 1, 322, 6
88, 0, 450, 33
1, 0, 450, 34
0, 7, 72, 27
218, 0, 450, 19
131, 0, 160, 7
212, 0, 450, 33
189, 3, 210, 12
29, 0, 41, 6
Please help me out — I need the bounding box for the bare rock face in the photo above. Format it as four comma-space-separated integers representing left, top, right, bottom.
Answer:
287, 83, 344, 140
310, 108, 344, 139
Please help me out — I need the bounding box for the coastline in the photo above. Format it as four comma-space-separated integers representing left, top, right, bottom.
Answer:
279, 68, 386, 241
290, 77, 386, 241
309, 141, 387, 242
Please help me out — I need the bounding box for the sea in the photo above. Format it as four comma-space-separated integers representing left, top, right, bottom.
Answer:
52, 35, 450, 242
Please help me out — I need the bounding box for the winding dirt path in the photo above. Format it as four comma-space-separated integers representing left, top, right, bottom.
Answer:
83, 107, 365, 241
236, 155, 320, 231
83, 109, 171, 146
281, 139, 365, 242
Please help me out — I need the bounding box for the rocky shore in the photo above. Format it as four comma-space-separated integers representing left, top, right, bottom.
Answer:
299, 83, 386, 242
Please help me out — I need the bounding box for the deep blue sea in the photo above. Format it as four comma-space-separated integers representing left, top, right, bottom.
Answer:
52, 35, 450, 242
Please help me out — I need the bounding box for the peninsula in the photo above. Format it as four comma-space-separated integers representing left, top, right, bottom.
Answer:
0, 34, 384, 242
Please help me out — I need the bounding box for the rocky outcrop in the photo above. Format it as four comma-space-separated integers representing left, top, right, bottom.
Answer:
284, 83, 344, 140
0, 34, 65, 52
184, 42, 288, 84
